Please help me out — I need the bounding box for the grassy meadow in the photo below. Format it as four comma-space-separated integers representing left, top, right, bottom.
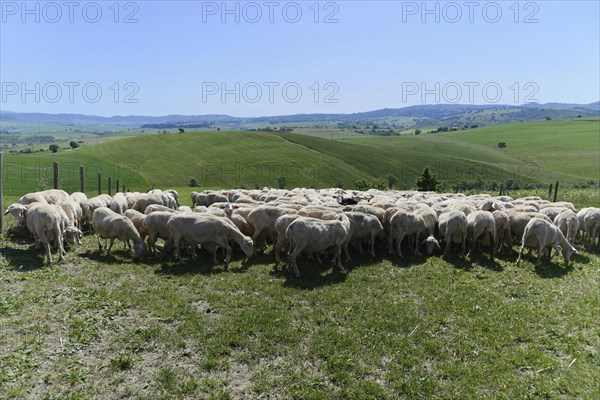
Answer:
1, 208, 599, 399
1, 117, 599, 398
2, 118, 598, 198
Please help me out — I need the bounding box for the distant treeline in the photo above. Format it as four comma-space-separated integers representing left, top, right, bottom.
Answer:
141, 122, 212, 129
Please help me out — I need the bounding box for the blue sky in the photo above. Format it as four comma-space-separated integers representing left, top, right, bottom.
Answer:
1, 0, 598, 116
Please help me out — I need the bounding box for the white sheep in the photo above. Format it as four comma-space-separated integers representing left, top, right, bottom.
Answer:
4, 203, 29, 226
143, 211, 178, 256
81, 195, 112, 226
167, 213, 254, 264
24, 203, 71, 264
517, 217, 578, 267
438, 210, 468, 258
124, 209, 150, 240
109, 193, 128, 215
19, 189, 69, 205
466, 210, 496, 259
492, 210, 512, 253
342, 211, 384, 260
583, 208, 600, 247
247, 206, 297, 250
553, 210, 580, 244
273, 214, 302, 263
285, 214, 351, 277
91, 207, 144, 260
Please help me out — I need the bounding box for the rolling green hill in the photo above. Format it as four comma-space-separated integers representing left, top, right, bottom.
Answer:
2, 118, 598, 196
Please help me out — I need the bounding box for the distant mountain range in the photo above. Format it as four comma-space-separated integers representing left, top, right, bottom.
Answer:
1, 102, 599, 130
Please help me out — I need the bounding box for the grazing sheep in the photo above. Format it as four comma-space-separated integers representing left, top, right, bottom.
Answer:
576, 207, 593, 242
507, 211, 552, 242
60, 200, 83, 240
517, 218, 578, 267
167, 213, 254, 264
273, 214, 302, 263
19, 189, 69, 205
164, 189, 180, 207
492, 210, 513, 253
81, 195, 112, 226
109, 193, 128, 215
553, 210, 579, 244
423, 235, 441, 255
178, 206, 193, 213
583, 208, 600, 247
285, 214, 351, 277
247, 206, 297, 250
438, 211, 468, 258
132, 194, 169, 212
91, 207, 144, 260
342, 212, 384, 260
4, 203, 29, 226
143, 211, 177, 256
144, 204, 178, 215
24, 203, 71, 264
466, 210, 496, 259
69, 192, 88, 206
124, 209, 150, 240
389, 212, 427, 257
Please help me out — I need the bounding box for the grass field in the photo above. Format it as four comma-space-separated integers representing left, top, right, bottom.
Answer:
2, 118, 598, 197
1, 204, 599, 399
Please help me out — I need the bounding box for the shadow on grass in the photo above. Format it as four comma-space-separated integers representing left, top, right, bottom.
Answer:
266, 256, 348, 290
153, 248, 258, 276
0, 245, 47, 271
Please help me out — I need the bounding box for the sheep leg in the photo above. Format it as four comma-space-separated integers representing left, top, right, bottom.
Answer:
461, 231, 467, 258
173, 235, 185, 265
414, 233, 421, 256
287, 242, 302, 278
516, 243, 525, 265
536, 243, 543, 265
107, 238, 116, 257
334, 245, 343, 270
344, 241, 352, 262
357, 240, 365, 255
369, 236, 376, 258
35, 226, 53, 264
396, 232, 405, 258
274, 237, 284, 263
96, 234, 103, 251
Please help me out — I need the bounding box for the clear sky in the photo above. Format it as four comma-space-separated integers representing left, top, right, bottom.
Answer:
1, 0, 598, 117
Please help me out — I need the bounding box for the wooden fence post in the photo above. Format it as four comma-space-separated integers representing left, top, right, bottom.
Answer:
548, 184, 553, 197
80, 165, 85, 193
499, 184, 503, 196
53, 162, 59, 189
108, 177, 112, 196
116, 180, 120, 194
553, 181, 559, 203
98, 173, 102, 195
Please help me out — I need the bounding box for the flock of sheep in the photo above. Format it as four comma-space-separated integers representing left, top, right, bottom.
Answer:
3, 187, 600, 276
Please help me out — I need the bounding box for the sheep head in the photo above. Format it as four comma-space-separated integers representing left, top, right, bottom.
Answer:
561, 244, 578, 267
241, 237, 254, 258
423, 235, 441, 255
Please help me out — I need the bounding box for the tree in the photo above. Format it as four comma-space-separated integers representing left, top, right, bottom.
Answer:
277, 176, 286, 189
179, 128, 185, 133
385, 174, 398, 189
69, 141, 80, 149
545, 116, 552, 120
188, 176, 201, 187
414, 129, 421, 135
497, 141, 507, 148
416, 167, 441, 192
49, 144, 59, 153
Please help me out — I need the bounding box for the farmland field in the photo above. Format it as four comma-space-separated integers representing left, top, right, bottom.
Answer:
1, 195, 599, 399
2, 118, 599, 197
1, 117, 599, 399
